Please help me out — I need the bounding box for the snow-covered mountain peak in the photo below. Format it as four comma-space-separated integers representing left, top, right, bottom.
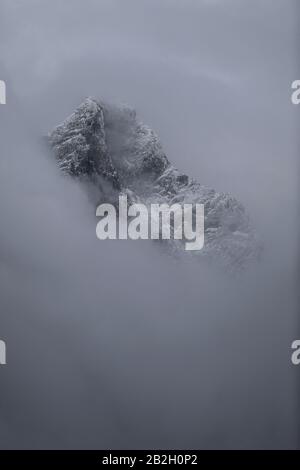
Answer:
48, 98, 262, 269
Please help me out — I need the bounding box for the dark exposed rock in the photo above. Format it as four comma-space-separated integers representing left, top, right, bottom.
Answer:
49, 98, 120, 188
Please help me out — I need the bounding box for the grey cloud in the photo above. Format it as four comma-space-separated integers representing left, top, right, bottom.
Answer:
0, 0, 299, 449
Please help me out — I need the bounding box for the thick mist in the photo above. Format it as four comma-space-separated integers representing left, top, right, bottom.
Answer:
0, 0, 299, 449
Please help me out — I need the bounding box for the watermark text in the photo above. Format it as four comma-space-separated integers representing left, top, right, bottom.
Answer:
291, 340, 300, 365
0, 340, 6, 365
96, 195, 204, 251
0, 80, 6, 105
291, 80, 300, 105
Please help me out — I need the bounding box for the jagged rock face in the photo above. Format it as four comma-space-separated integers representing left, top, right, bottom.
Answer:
49, 99, 120, 188
48, 97, 261, 269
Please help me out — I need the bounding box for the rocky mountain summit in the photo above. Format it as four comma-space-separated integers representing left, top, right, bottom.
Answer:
49, 97, 261, 269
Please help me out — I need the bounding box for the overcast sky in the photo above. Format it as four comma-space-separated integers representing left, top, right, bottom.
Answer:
0, 0, 299, 449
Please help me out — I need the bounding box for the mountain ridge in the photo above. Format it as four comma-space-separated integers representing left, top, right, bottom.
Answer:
48, 97, 261, 269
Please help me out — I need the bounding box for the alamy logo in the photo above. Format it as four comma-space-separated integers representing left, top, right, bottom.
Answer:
0, 340, 6, 365
96, 195, 204, 251
291, 340, 300, 365
291, 80, 300, 105
0, 80, 6, 105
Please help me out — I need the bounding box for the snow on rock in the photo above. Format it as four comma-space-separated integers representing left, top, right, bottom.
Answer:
48, 97, 261, 269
